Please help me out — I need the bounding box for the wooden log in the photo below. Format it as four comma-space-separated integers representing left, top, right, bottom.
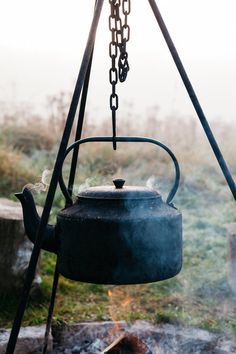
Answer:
227, 223, 236, 293
102, 333, 152, 354
0, 198, 41, 295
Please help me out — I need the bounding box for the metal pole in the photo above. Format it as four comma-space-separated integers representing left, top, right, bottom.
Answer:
67, 49, 94, 201
67, 0, 98, 201
5, 1, 104, 352
148, 0, 236, 201
42, 261, 59, 354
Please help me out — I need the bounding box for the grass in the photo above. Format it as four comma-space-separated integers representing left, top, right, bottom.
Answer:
0, 113, 236, 337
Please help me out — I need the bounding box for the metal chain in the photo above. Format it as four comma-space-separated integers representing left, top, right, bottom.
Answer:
109, 0, 130, 150
118, 0, 130, 82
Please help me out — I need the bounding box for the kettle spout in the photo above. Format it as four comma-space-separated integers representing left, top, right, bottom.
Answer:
15, 188, 57, 253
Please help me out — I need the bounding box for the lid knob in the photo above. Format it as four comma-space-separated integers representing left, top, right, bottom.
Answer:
113, 179, 126, 189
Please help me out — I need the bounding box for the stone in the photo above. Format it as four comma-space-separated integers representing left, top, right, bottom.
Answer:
0, 325, 53, 354
2, 321, 236, 353
0, 198, 42, 295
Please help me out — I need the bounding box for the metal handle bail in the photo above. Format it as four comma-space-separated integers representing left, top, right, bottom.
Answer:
59, 136, 180, 206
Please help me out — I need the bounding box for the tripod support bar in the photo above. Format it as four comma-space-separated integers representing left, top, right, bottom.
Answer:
148, 0, 236, 201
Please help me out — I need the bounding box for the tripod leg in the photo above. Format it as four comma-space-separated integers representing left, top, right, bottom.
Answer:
42, 261, 59, 354
42, 2, 98, 348
148, 0, 236, 200
5, 1, 104, 353
67, 1, 99, 201
67, 48, 95, 201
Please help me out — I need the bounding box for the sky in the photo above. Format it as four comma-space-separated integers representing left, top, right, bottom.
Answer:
0, 0, 236, 123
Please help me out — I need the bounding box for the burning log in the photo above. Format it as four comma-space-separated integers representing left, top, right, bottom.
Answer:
102, 333, 152, 354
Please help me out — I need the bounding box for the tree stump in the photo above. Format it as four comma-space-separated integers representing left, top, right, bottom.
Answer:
227, 223, 236, 293
0, 198, 42, 295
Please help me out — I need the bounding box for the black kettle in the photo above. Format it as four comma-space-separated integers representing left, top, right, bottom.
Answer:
15, 137, 182, 285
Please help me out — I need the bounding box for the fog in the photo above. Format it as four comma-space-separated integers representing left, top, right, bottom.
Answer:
0, 0, 236, 122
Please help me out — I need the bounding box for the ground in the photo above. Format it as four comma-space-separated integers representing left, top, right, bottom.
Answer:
0, 115, 236, 337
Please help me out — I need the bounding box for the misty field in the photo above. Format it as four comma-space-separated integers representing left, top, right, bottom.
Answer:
0, 106, 236, 337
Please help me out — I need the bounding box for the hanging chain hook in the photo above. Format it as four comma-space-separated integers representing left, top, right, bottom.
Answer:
109, 0, 131, 150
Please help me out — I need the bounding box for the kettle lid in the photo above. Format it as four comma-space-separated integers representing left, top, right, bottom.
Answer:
77, 179, 161, 201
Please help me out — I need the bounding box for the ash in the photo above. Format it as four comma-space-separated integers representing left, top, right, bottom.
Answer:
52, 321, 236, 354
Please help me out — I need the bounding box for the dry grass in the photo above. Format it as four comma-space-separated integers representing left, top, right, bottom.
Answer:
0, 144, 35, 195
1, 117, 56, 154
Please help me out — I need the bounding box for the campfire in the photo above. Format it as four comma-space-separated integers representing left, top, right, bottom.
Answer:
103, 289, 152, 353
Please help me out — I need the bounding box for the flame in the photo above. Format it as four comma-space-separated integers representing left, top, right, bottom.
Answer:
108, 288, 121, 336
107, 286, 133, 337
121, 297, 131, 307
109, 320, 122, 337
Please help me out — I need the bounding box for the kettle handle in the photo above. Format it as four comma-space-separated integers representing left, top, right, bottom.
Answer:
59, 136, 180, 206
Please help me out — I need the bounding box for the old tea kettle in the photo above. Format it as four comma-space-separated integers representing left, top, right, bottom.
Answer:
16, 137, 182, 285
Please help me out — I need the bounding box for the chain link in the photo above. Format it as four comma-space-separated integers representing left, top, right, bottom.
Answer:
109, 0, 130, 150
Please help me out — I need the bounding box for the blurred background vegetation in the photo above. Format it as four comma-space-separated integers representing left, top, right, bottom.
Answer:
0, 93, 236, 337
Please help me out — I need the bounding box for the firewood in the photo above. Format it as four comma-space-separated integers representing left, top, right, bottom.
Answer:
102, 333, 152, 354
